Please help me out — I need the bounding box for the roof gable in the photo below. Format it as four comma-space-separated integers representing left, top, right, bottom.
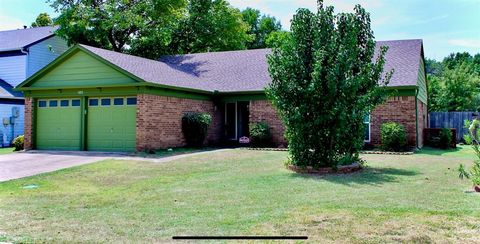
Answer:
17, 46, 142, 90
0, 26, 57, 52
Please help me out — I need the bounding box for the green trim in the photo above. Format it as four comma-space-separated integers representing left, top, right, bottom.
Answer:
32, 98, 37, 149
142, 86, 211, 101
387, 88, 417, 97
23, 86, 211, 101
80, 97, 87, 151
25, 87, 140, 98
415, 88, 419, 149
220, 93, 267, 102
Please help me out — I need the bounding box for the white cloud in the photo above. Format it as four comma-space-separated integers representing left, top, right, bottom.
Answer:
0, 14, 25, 31
448, 39, 480, 48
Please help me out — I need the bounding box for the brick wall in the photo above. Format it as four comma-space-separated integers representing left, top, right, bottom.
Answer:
417, 99, 428, 148
136, 94, 222, 151
370, 96, 417, 147
249, 100, 286, 147
24, 97, 34, 150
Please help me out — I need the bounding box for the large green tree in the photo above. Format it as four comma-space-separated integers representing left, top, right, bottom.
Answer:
267, 1, 391, 167
49, 0, 186, 52
168, 0, 251, 54
242, 7, 282, 49
426, 52, 480, 112
428, 63, 480, 111
31, 13, 53, 27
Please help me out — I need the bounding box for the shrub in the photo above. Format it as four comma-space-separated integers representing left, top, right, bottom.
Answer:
249, 122, 272, 147
181, 112, 212, 147
381, 122, 407, 151
12, 135, 24, 151
459, 119, 480, 189
463, 134, 473, 145
438, 128, 452, 149
463, 120, 473, 145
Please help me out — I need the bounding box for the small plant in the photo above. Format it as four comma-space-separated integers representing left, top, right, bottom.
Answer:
12, 135, 24, 151
381, 122, 407, 152
463, 120, 474, 145
463, 134, 473, 145
249, 122, 272, 147
438, 128, 452, 149
458, 119, 480, 192
181, 112, 212, 147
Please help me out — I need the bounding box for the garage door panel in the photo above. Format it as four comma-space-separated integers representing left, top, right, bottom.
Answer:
36, 99, 82, 150
87, 97, 136, 152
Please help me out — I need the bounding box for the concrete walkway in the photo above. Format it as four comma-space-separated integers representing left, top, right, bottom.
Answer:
0, 149, 230, 182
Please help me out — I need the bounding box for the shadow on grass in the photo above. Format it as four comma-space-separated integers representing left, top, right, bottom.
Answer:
289, 167, 420, 186
415, 146, 474, 158
416, 146, 462, 156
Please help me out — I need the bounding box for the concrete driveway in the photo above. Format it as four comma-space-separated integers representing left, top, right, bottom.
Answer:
0, 151, 129, 182
0, 149, 230, 182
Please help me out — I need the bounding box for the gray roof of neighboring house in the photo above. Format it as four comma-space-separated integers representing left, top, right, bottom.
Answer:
81, 39, 423, 93
0, 79, 23, 99
0, 26, 57, 52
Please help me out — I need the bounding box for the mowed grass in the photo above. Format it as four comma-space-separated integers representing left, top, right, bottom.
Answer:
0, 147, 479, 243
0, 147, 14, 155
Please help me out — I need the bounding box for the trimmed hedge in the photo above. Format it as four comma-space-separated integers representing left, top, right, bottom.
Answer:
381, 122, 407, 152
181, 112, 212, 147
249, 122, 272, 147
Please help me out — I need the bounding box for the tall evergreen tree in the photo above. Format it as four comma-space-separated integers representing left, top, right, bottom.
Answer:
267, 0, 391, 167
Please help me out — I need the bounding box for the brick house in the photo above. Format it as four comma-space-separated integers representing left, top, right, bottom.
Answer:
16, 39, 427, 152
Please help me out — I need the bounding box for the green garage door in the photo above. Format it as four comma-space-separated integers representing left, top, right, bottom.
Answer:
36, 98, 82, 150
87, 97, 136, 151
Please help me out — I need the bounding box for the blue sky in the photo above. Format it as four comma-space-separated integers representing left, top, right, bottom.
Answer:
1, 0, 479, 60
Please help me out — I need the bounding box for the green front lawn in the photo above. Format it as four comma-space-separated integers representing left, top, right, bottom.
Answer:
1, 148, 479, 243
0, 147, 14, 155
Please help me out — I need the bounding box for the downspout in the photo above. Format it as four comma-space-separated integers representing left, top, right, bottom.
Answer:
20, 47, 29, 76
415, 88, 419, 149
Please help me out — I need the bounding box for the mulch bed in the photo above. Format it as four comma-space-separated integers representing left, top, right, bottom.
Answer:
244, 147, 413, 155
360, 150, 414, 155
288, 162, 363, 175
242, 147, 288, 151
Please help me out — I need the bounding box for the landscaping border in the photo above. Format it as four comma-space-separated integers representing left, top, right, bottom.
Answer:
288, 163, 362, 174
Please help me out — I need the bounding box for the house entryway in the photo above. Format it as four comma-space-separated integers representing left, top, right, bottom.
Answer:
224, 101, 249, 142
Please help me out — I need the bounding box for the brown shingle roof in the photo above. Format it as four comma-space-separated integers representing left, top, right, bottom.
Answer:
81, 39, 423, 93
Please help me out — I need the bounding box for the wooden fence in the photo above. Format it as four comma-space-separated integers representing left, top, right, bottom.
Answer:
429, 112, 479, 141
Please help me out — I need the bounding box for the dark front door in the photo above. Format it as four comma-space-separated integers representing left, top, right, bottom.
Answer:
224, 101, 250, 141
237, 101, 249, 138
225, 103, 236, 140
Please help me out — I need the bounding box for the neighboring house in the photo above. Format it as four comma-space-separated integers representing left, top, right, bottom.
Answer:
0, 26, 68, 145
16, 39, 427, 152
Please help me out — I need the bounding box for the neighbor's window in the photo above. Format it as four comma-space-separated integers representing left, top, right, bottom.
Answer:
126, 97, 137, 105
89, 99, 99, 106
364, 114, 370, 142
38, 101, 47, 108
101, 98, 111, 106
72, 99, 81, 107
60, 100, 69, 107
49, 100, 58, 107
113, 98, 124, 106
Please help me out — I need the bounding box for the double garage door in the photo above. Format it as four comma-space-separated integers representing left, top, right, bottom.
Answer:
36, 97, 136, 151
